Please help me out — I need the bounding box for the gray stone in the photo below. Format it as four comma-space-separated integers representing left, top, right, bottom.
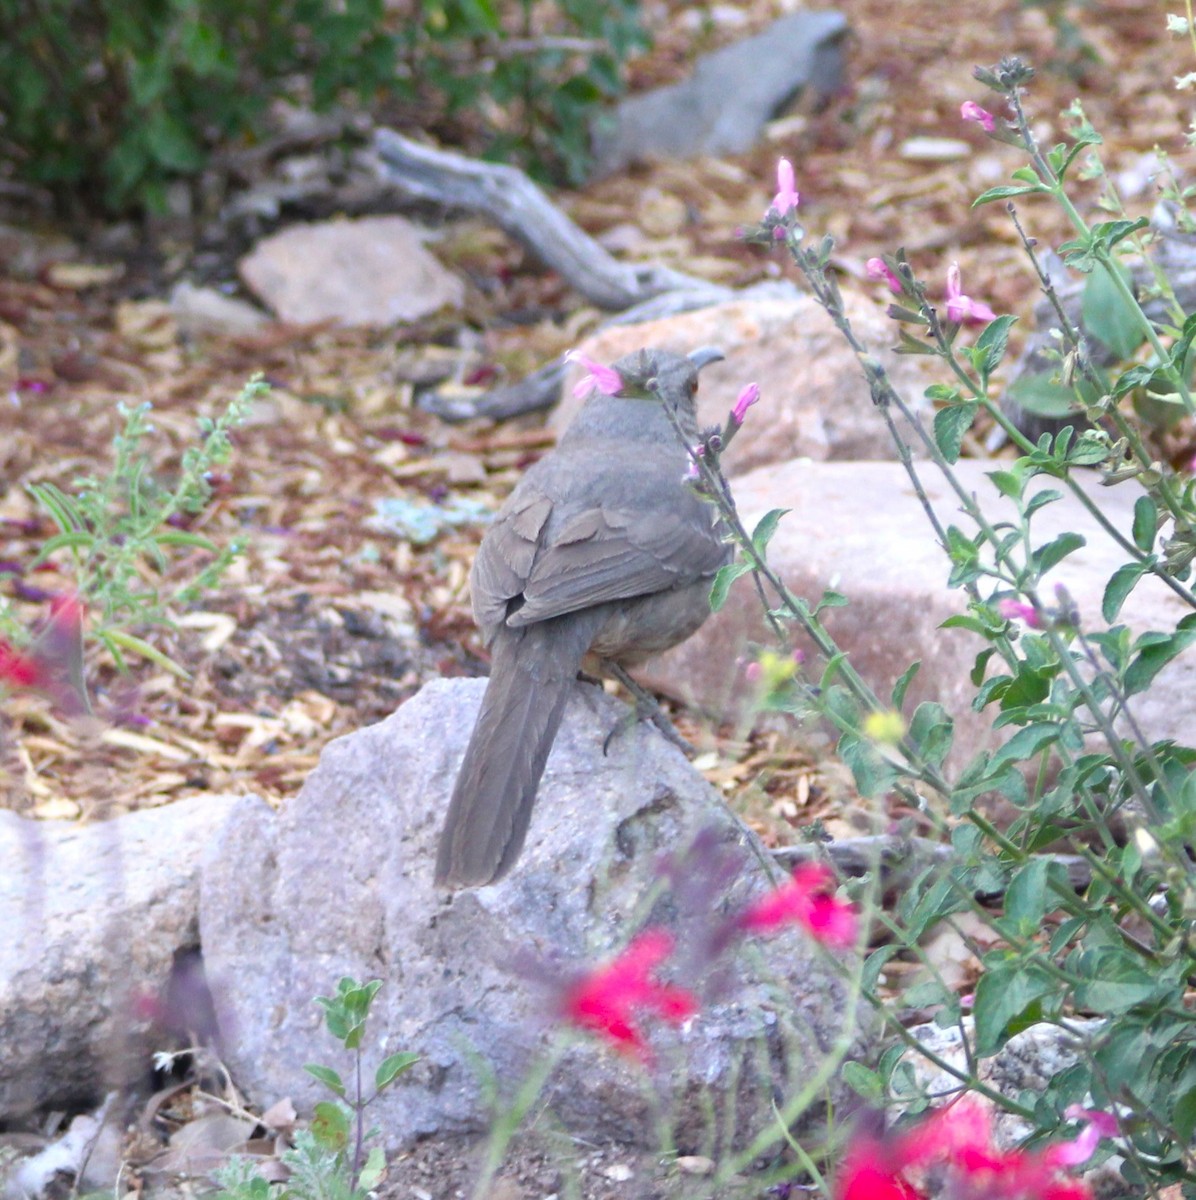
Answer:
555, 292, 938, 471
0, 794, 243, 1120
637, 459, 1196, 760
170, 281, 270, 338
237, 216, 465, 326
200, 679, 865, 1152
591, 11, 848, 177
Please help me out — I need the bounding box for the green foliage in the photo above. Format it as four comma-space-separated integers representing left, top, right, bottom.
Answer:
216, 978, 415, 1200
17, 377, 260, 678
734, 50, 1196, 1195
0, 0, 646, 213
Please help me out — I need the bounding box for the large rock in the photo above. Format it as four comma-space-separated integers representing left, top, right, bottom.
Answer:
0, 794, 243, 1119
591, 11, 848, 177
200, 679, 865, 1152
638, 459, 1196, 758
555, 292, 938, 472
238, 216, 465, 326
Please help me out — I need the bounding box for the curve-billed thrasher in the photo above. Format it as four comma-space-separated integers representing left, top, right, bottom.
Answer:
435, 346, 731, 888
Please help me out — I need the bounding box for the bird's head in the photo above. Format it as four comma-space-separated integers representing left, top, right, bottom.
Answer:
609, 346, 725, 406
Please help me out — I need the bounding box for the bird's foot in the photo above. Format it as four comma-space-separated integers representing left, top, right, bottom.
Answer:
600, 660, 696, 757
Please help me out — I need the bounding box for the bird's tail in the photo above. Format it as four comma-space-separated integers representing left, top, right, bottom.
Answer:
435, 613, 601, 887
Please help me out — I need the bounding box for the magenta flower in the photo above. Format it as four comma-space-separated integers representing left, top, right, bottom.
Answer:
945, 262, 997, 325
771, 157, 800, 217
738, 863, 858, 948
560, 929, 698, 1060
998, 598, 1043, 629
565, 350, 623, 400
960, 100, 996, 133
1043, 1108, 1119, 1169
866, 257, 903, 295
732, 382, 760, 424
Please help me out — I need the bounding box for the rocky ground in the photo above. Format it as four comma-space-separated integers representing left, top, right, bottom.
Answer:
2, 0, 1195, 1197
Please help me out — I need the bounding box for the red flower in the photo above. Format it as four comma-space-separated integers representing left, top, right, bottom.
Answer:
835, 1099, 1099, 1200
739, 863, 858, 948
836, 1142, 925, 1200
561, 929, 697, 1060
0, 639, 45, 688
0, 590, 88, 714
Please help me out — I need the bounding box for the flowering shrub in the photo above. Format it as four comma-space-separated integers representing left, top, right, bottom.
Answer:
715, 54, 1196, 1197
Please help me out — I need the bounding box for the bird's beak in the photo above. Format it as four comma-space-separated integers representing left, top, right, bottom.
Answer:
687, 346, 725, 371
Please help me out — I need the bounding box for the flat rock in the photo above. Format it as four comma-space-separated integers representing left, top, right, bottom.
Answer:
200, 679, 865, 1152
170, 281, 270, 338
591, 11, 848, 177
237, 216, 464, 326
555, 292, 938, 471
638, 459, 1196, 759
0, 794, 243, 1120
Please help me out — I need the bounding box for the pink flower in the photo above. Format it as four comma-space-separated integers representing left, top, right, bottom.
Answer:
1043, 1108, 1119, 1169
836, 1144, 925, 1200
960, 100, 996, 133
771, 157, 800, 217
731, 382, 760, 424
945, 262, 997, 325
998, 598, 1043, 629
564, 350, 623, 400
560, 929, 697, 1060
866, 257, 903, 295
739, 862, 858, 948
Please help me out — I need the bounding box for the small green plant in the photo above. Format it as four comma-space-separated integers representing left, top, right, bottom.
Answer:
213, 978, 416, 1200
7, 376, 262, 682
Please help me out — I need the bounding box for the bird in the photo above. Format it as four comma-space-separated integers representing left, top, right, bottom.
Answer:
435, 346, 733, 888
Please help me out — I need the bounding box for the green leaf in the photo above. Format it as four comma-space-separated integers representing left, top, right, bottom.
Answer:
358, 1145, 387, 1191
709, 559, 752, 613
976, 314, 1018, 379
104, 630, 190, 678
751, 508, 789, 553
303, 1063, 346, 1097
375, 1051, 419, 1090
310, 1101, 350, 1151
841, 1060, 885, 1104
153, 529, 220, 552
1125, 615, 1196, 695
991, 722, 1064, 768
973, 961, 1056, 1056
1006, 371, 1077, 420
1132, 495, 1158, 551
933, 402, 978, 464
1000, 857, 1051, 934
1081, 260, 1143, 360
988, 468, 1025, 500
838, 732, 897, 799
1102, 561, 1150, 622
972, 183, 1041, 206
1032, 530, 1085, 575
908, 701, 953, 768
891, 661, 921, 710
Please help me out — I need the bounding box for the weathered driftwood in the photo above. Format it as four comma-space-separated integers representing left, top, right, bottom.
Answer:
774, 834, 1092, 898
373, 128, 722, 312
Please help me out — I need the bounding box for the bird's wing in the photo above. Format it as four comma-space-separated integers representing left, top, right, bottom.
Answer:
506, 498, 728, 626
470, 491, 554, 632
